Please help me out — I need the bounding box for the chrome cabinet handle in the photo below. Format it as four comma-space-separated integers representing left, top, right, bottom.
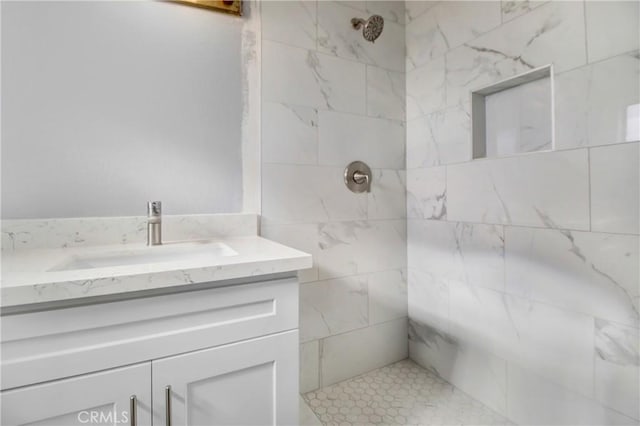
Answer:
165, 386, 172, 426
129, 395, 137, 426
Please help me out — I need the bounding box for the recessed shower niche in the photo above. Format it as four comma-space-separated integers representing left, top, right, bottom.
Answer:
472, 65, 554, 159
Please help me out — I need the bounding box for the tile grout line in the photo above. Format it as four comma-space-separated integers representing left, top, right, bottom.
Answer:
583, 0, 589, 64
588, 147, 592, 232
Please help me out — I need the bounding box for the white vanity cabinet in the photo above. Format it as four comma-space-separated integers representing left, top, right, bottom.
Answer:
1, 275, 300, 426
153, 331, 298, 426
1, 363, 152, 426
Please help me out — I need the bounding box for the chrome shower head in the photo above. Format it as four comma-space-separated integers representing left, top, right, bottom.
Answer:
351, 15, 384, 43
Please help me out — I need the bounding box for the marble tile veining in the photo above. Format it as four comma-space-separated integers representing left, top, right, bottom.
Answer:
303, 359, 511, 426
317, 1, 404, 72
316, 220, 406, 280
409, 331, 508, 416
261, 0, 316, 50
263, 40, 366, 114
500, 0, 548, 23
300, 275, 369, 342
261, 164, 367, 225
406, 166, 446, 220
408, 220, 505, 292
445, 1, 586, 107
447, 149, 590, 230
505, 226, 639, 327
406, 56, 446, 120
404, 0, 639, 424
406, 1, 501, 70
448, 283, 596, 397
595, 319, 640, 421
408, 270, 450, 334
367, 66, 405, 121
367, 169, 407, 221
262, 102, 318, 165
406, 104, 471, 168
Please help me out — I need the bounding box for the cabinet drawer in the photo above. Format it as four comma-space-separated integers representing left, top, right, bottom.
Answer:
2, 277, 298, 390
1, 363, 151, 426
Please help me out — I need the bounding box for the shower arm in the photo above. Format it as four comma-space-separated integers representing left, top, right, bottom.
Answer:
351, 18, 367, 29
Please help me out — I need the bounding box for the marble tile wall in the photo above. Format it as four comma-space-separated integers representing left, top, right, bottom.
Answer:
405, 1, 640, 425
260, 0, 408, 392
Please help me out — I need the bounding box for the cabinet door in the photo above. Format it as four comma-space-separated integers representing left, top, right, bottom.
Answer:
1, 363, 151, 426
152, 331, 298, 426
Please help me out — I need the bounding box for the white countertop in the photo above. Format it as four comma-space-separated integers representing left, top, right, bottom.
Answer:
1, 236, 312, 307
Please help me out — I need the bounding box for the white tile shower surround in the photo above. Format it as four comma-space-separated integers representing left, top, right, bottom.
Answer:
260, 2, 639, 425
260, 0, 408, 398
405, 1, 639, 426
301, 359, 512, 426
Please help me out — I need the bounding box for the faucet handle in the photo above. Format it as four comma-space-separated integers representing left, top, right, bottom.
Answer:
147, 201, 162, 216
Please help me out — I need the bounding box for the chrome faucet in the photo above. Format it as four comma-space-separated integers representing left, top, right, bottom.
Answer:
147, 201, 162, 246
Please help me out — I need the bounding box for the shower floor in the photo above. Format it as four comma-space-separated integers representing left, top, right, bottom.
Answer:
301, 359, 512, 426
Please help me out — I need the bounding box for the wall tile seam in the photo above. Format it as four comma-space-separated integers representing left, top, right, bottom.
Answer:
405, 4, 504, 68
404, 3, 439, 27
405, 100, 470, 123
317, 318, 409, 389
319, 316, 409, 342
556, 48, 640, 74
299, 267, 408, 286
408, 274, 638, 347
417, 5, 634, 86
261, 217, 409, 227
409, 279, 638, 330
409, 144, 591, 168
412, 153, 632, 174
261, 163, 408, 179
405, 216, 640, 237
407, 271, 638, 328
366, 0, 407, 27
262, 37, 406, 74
499, 0, 551, 25
302, 316, 410, 346
583, 0, 590, 65
314, 0, 319, 52
318, 336, 324, 388
318, 0, 408, 23
592, 316, 640, 332
406, 0, 575, 73
261, 99, 407, 126
410, 321, 603, 408
405, 115, 638, 158
587, 144, 593, 232
505, 358, 640, 423
591, 311, 598, 420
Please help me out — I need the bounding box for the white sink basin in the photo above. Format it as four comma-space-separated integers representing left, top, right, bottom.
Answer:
48, 242, 238, 271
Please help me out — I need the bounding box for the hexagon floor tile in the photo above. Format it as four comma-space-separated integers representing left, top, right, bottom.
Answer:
302, 359, 512, 426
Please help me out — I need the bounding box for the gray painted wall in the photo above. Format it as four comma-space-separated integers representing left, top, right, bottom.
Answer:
2, 1, 244, 218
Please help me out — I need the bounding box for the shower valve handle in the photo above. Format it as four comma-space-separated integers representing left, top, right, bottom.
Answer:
344, 161, 372, 193
353, 171, 369, 185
